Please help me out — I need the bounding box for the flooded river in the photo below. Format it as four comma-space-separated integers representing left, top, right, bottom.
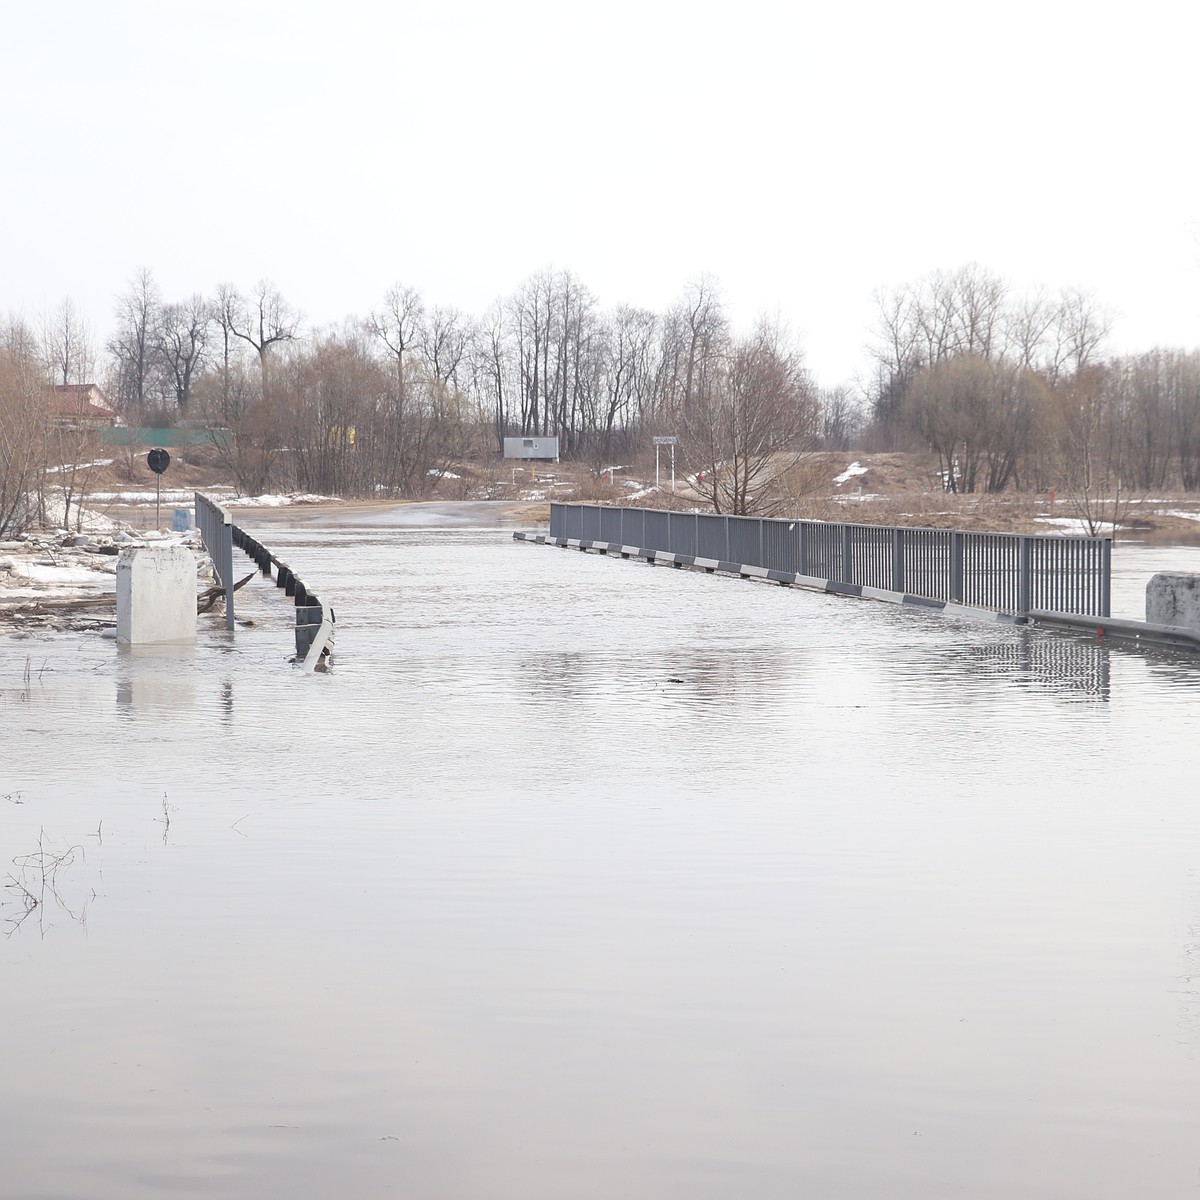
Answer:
2, 511, 1199, 1199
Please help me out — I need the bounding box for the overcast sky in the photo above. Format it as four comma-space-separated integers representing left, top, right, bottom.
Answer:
3, 0, 1197, 389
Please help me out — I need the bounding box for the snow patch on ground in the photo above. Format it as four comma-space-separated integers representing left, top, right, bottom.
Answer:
1, 529, 204, 603
834, 462, 869, 486
39, 495, 128, 535
45, 458, 114, 475
427, 469, 462, 479
1034, 516, 1119, 534
86, 488, 333, 508
90, 490, 206, 504
1154, 509, 1200, 522
8, 562, 111, 589
229, 492, 338, 507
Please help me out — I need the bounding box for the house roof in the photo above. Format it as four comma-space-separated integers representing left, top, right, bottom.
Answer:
45, 384, 118, 421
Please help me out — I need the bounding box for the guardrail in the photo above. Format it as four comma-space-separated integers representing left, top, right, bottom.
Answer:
1029, 609, 1200, 651
194, 492, 235, 631
547, 502, 1112, 617
194, 492, 336, 668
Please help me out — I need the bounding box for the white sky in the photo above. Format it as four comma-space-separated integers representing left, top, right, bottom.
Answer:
3, 0, 1198, 389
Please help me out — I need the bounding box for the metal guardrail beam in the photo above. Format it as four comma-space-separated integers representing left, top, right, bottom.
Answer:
1028, 609, 1200, 651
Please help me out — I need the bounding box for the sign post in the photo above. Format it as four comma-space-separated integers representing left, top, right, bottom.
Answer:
653, 436, 678, 494
147, 448, 171, 529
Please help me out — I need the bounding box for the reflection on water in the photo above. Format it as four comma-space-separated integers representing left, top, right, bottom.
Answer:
3, 526, 1200, 1200
115, 644, 198, 715
966, 630, 1112, 701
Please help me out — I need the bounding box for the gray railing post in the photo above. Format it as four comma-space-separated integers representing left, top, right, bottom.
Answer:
892, 528, 904, 594
950, 531, 964, 603
841, 524, 853, 584
1018, 535, 1033, 614
725, 515, 731, 563
758, 519, 764, 568
195, 491, 235, 631
798, 522, 808, 576
1101, 538, 1112, 617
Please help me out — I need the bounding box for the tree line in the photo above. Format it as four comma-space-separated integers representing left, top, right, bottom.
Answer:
5, 261, 1200, 529
865, 264, 1200, 513
17, 269, 825, 509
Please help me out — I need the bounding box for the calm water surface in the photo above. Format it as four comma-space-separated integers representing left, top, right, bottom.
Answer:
2, 515, 1199, 1199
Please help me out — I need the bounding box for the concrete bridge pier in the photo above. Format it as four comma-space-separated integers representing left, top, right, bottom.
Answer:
116, 546, 197, 645
1146, 573, 1200, 633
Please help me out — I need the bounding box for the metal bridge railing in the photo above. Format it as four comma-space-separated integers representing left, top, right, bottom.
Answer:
194, 492, 336, 667
194, 492, 235, 631
548, 503, 1112, 617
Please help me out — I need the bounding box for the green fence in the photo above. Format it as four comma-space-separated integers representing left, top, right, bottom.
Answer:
101, 427, 233, 448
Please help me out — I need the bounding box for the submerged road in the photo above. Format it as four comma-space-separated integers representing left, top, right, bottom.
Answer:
229, 498, 550, 530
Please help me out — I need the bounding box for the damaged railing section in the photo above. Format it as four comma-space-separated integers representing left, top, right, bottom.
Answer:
545, 502, 1112, 617
194, 492, 336, 669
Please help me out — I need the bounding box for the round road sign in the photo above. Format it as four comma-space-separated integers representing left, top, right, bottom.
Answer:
147, 448, 171, 475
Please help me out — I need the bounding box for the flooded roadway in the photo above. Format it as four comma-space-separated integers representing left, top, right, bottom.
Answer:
2, 508, 1199, 1199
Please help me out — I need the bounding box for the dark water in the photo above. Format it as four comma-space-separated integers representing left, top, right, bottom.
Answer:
2, 517, 1199, 1199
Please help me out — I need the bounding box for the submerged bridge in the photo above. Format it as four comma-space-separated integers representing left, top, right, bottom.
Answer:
521, 501, 1112, 619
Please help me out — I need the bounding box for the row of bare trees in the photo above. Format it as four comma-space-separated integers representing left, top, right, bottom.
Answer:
868, 265, 1200, 517
74, 268, 821, 507
17, 262, 1200, 519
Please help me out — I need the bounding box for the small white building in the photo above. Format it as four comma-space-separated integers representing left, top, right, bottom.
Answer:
503, 436, 559, 461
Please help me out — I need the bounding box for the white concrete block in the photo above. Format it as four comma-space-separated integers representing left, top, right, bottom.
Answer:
116, 546, 197, 645
1146, 572, 1200, 631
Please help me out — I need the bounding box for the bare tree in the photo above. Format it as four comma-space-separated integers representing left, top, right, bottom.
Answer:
683, 319, 817, 515
1046, 363, 1133, 535
509, 270, 556, 437
902, 354, 1045, 494
1005, 287, 1060, 369
1119, 351, 1172, 491
421, 304, 469, 389
41, 299, 94, 388
1045, 287, 1112, 386
817, 385, 864, 450
155, 294, 209, 417
227, 280, 301, 396
596, 304, 658, 463
108, 267, 161, 411
1167, 350, 1200, 490
278, 329, 388, 496
0, 323, 46, 536
665, 275, 727, 426
867, 285, 922, 439
369, 282, 424, 392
